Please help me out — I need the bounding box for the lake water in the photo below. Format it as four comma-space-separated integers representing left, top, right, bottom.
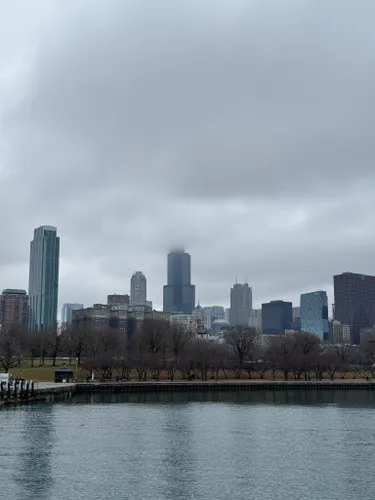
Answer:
1, 390, 375, 500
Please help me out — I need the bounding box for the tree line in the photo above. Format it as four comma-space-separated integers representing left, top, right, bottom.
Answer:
0, 320, 375, 380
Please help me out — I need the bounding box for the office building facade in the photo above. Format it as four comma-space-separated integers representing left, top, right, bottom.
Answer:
203, 305, 225, 330
28, 226, 60, 331
300, 291, 329, 340
130, 272, 147, 306
229, 283, 252, 326
163, 249, 195, 314
61, 303, 83, 328
0, 289, 28, 330
334, 272, 375, 344
262, 300, 293, 335
249, 308, 262, 332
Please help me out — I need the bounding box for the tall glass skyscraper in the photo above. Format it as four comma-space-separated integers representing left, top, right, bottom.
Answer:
28, 226, 60, 331
300, 291, 329, 340
163, 248, 195, 314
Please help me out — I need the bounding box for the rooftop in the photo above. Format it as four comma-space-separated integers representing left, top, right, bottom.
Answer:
2, 289, 27, 295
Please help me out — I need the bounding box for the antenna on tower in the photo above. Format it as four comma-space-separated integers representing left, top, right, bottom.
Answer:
245, 275, 248, 284
235, 275, 238, 284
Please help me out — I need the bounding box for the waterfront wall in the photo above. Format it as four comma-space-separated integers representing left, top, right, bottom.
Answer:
3, 379, 375, 407
76, 380, 375, 393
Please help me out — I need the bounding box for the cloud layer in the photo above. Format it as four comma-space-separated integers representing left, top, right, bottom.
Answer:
1, 0, 375, 312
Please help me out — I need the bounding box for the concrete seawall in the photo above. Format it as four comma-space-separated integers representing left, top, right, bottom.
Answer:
76, 380, 375, 393
33, 382, 77, 402
2, 379, 373, 406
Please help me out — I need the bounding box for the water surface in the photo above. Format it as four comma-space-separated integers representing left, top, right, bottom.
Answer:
1, 390, 374, 500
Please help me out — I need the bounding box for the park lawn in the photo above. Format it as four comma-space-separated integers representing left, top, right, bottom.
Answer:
9, 359, 79, 382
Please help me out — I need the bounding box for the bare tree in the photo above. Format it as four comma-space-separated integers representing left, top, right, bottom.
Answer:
0, 331, 22, 373
85, 329, 101, 360
49, 329, 67, 366
34, 331, 50, 366
140, 319, 168, 355
165, 323, 190, 381
265, 334, 295, 380
25, 332, 40, 367
225, 327, 258, 377
291, 332, 321, 380
66, 325, 89, 365
334, 343, 353, 379
322, 346, 340, 380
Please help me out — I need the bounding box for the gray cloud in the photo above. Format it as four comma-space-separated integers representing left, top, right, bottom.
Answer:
1, 0, 375, 311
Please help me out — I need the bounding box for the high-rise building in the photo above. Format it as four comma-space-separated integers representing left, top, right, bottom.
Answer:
61, 303, 83, 328
28, 226, 60, 331
229, 283, 252, 326
225, 308, 230, 322
334, 272, 375, 344
163, 248, 195, 314
300, 291, 329, 341
203, 306, 225, 330
130, 272, 147, 306
262, 300, 293, 335
249, 308, 262, 332
0, 289, 28, 330
329, 319, 351, 344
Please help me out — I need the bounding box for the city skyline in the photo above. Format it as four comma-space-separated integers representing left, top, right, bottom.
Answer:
2, 223, 375, 315
3, 226, 375, 343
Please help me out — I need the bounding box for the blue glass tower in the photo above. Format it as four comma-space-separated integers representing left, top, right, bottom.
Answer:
300, 291, 329, 341
28, 226, 60, 331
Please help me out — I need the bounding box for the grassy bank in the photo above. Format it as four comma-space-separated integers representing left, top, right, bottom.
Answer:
3, 359, 368, 382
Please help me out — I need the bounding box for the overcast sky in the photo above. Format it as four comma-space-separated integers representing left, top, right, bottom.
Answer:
1, 0, 375, 313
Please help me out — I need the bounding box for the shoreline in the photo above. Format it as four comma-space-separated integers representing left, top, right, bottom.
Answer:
2, 379, 375, 407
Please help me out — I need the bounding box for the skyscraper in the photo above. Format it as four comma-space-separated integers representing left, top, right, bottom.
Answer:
262, 300, 293, 335
300, 291, 329, 340
0, 289, 28, 330
163, 248, 195, 314
28, 226, 60, 331
334, 272, 375, 344
61, 303, 83, 328
130, 272, 147, 306
229, 283, 252, 326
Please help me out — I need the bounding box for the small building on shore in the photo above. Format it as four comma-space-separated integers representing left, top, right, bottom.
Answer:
54, 364, 74, 383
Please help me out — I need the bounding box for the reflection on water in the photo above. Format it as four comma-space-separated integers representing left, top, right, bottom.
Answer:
1, 390, 375, 500
0, 405, 54, 500
14, 406, 54, 500
69, 388, 375, 407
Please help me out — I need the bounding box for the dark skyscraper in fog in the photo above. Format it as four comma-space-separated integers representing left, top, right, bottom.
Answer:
163, 248, 195, 314
334, 272, 375, 344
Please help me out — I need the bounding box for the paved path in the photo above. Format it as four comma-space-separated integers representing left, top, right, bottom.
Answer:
34, 382, 76, 391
